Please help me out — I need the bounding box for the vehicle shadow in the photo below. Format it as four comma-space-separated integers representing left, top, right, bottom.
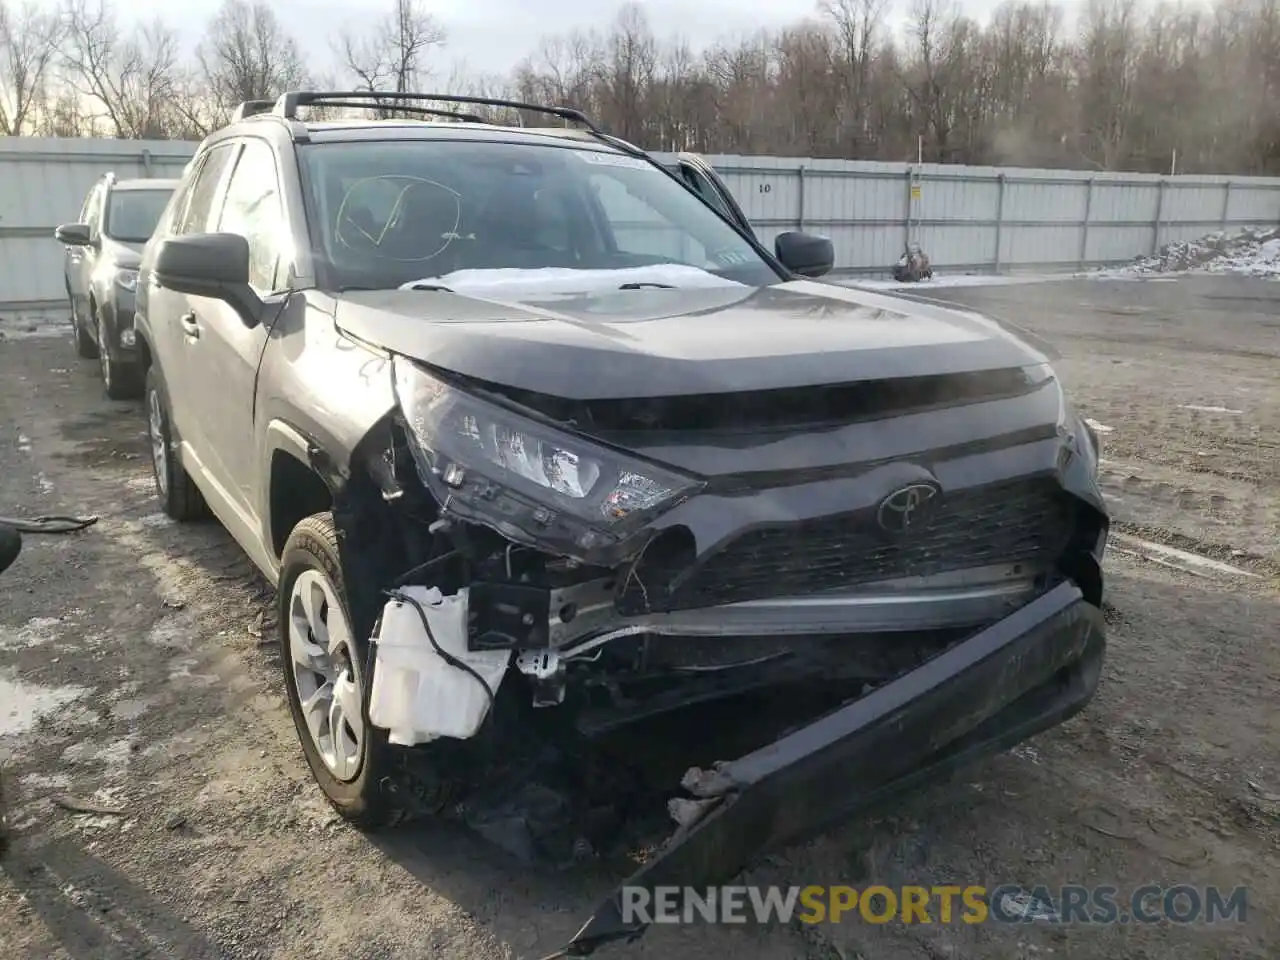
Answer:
369, 818, 816, 958
1, 836, 226, 959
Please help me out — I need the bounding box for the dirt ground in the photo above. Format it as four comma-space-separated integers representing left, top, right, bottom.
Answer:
0, 273, 1277, 960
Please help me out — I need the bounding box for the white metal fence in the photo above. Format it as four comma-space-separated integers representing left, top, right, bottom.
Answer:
659, 153, 1280, 278
1, 137, 195, 318
4, 136, 1280, 319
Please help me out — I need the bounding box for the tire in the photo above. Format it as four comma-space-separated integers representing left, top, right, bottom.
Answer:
74, 303, 99, 359
99, 310, 143, 400
145, 366, 206, 521
279, 513, 398, 829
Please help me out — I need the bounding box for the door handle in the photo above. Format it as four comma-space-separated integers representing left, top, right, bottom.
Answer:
179, 312, 201, 339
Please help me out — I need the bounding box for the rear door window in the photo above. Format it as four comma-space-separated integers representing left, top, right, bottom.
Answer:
213, 139, 288, 292
179, 143, 238, 235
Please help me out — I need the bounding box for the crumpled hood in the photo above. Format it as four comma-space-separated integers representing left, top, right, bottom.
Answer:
334, 278, 1049, 401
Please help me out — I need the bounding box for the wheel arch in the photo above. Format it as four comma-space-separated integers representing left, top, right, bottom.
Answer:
265, 419, 340, 560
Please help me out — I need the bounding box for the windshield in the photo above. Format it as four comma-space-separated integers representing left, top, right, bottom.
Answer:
298, 139, 780, 294
104, 188, 174, 243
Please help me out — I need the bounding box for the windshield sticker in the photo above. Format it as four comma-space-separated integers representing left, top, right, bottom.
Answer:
576, 151, 656, 172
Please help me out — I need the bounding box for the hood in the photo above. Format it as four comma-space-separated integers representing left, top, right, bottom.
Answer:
334, 278, 1049, 401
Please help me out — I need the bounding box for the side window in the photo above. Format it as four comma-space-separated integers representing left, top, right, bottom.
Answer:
78, 184, 98, 224
161, 156, 205, 238
589, 174, 709, 265
179, 143, 237, 235
214, 139, 287, 293
680, 164, 736, 224
84, 185, 105, 233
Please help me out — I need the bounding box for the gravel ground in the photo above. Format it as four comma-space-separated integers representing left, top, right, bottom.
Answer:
0, 274, 1277, 960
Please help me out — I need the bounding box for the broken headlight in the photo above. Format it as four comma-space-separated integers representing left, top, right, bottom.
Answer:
393, 359, 702, 559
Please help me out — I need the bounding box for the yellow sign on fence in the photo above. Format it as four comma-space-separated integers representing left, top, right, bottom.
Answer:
910, 185, 922, 200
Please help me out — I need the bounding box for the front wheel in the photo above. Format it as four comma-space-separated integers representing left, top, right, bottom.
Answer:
145, 367, 206, 521
279, 513, 399, 828
73, 298, 98, 359
99, 311, 142, 400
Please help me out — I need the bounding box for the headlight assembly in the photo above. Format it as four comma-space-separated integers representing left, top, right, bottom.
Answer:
392, 359, 702, 559
115, 269, 139, 292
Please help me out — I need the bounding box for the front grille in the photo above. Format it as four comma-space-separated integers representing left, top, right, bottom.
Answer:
645, 477, 1077, 611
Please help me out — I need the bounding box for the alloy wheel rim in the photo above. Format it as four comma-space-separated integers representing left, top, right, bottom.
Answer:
148, 389, 168, 496
288, 569, 365, 782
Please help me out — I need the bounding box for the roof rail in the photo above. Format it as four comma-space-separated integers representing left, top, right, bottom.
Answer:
299, 99, 491, 125
232, 99, 275, 121
272, 90, 603, 134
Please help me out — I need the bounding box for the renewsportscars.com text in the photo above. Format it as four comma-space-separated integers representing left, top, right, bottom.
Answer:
620, 884, 1248, 927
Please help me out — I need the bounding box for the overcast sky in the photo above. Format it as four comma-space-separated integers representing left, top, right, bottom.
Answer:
49, 0, 1091, 79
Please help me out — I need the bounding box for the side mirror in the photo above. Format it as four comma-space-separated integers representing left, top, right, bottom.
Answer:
775, 231, 835, 278
0, 523, 20, 575
55, 222, 93, 246
153, 233, 263, 327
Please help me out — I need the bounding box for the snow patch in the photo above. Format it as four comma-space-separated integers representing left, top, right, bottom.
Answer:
0, 615, 74, 651
1093, 226, 1280, 279
146, 611, 199, 648
1180, 404, 1243, 414
0, 671, 89, 737
20, 771, 72, 791
399, 264, 747, 299
844, 273, 1066, 291
1109, 533, 1261, 579
0, 317, 72, 340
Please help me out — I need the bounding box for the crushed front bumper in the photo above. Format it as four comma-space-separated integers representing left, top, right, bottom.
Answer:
559, 580, 1105, 955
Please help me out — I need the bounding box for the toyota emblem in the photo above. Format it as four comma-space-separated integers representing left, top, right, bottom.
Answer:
876, 483, 941, 533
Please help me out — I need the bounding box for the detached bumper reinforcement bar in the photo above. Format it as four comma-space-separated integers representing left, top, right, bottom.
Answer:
558, 581, 1106, 956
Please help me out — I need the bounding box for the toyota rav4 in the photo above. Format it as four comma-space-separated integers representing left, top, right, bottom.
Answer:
56, 173, 179, 399
133, 91, 1108, 955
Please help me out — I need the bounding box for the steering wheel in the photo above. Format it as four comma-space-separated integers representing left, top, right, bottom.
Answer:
335, 175, 465, 264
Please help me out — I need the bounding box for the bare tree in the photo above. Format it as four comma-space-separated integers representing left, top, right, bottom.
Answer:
198, 0, 309, 126
60, 0, 183, 138
0, 0, 63, 134
821, 0, 888, 153
337, 0, 446, 117
514, 31, 600, 109
1075, 0, 1141, 169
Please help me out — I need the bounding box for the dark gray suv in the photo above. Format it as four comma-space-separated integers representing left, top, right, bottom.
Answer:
55, 174, 178, 398
133, 92, 1107, 952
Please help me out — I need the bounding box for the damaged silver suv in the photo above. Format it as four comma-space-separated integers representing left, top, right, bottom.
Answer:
134, 91, 1108, 954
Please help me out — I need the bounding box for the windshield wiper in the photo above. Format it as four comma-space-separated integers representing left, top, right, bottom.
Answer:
618, 282, 675, 290
405, 282, 454, 292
